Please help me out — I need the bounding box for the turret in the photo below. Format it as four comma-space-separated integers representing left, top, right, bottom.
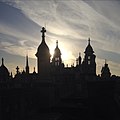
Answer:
101, 60, 111, 79
52, 40, 62, 67
76, 52, 81, 66
82, 38, 96, 75
0, 58, 9, 80
35, 27, 51, 74
25, 55, 29, 74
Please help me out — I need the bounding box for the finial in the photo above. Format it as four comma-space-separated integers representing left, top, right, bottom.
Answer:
105, 59, 107, 64
2, 58, 4, 65
88, 38, 90, 44
41, 27, 46, 37
16, 66, 19, 74
41, 27, 46, 42
56, 40, 58, 47
34, 67, 35, 72
33, 67, 36, 74
26, 54, 29, 66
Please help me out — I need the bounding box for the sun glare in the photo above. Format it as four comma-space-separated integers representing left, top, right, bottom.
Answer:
50, 44, 76, 66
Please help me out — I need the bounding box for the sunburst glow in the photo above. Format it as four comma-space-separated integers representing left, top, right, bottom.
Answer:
49, 43, 76, 66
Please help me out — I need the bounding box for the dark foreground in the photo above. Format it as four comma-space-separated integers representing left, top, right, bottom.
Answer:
26, 95, 120, 120
1, 80, 120, 120
2, 93, 120, 120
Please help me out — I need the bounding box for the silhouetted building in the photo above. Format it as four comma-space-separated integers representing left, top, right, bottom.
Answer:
82, 38, 96, 76
76, 53, 81, 66
0, 27, 120, 120
101, 60, 111, 79
25, 55, 29, 74
51, 40, 64, 72
0, 58, 9, 81
35, 27, 51, 74
0, 27, 116, 82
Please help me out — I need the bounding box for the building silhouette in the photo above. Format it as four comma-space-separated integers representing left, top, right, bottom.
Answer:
0, 27, 112, 79
35, 27, 51, 74
82, 38, 96, 76
0, 27, 120, 120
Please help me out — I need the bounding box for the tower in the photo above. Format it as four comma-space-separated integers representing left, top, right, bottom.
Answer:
82, 38, 96, 75
35, 27, 51, 74
76, 52, 81, 66
52, 40, 62, 67
0, 58, 9, 80
101, 60, 111, 79
25, 55, 29, 74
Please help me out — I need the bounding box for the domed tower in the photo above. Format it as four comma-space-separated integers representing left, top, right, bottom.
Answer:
52, 40, 62, 67
82, 38, 96, 75
101, 60, 111, 79
0, 58, 9, 80
36, 27, 51, 74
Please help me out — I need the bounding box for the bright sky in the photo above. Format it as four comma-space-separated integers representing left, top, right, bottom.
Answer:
0, 0, 120, 76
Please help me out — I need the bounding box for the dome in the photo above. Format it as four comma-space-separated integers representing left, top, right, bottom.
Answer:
54, 40, 61, 57
84, 38, 94, 54
101, 62, 111, 78
54, 46, 61, 56
101, 61, 110, 74
36, 27, 50, 57
36, 41, 50, 55
0, 58, 9, 77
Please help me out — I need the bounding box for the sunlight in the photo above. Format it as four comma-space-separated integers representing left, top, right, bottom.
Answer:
49, 44, 76, 66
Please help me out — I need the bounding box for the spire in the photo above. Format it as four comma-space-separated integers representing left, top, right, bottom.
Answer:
88, 38, 90, 45
10, 72, 13, 78
26, 55, 29, 67
26, 54, 29, 74
16, 66, 19, 74
101, 60, 111, 78
104, 59, 108, 68
33, 67, 36, 74
84, 38, 94, 54
56, 40, 58, 48
78, 52, 81, 65
2, 58, 4, 66
34, 67, 35, 72
41, 27, 46, 42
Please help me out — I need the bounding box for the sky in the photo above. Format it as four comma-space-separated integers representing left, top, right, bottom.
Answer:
0, 0, 120, 76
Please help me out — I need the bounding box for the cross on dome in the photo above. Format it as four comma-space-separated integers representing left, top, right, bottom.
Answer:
41, 27, 46, 38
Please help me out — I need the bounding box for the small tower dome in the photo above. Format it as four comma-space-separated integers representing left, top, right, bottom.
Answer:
82, 38, 96, 75
52, 40, 62, 67
84, 38, 94, 54
54, 40, 61, 57
0, 58, 9, 80
101, 60, 111, 79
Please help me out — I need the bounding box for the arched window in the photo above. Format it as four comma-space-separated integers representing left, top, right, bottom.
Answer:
88, 56, 90, 60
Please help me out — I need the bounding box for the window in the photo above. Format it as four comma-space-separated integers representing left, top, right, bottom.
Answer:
55, 57, 59, 61
55, 62, 59, 66
88, 56, 90, 60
